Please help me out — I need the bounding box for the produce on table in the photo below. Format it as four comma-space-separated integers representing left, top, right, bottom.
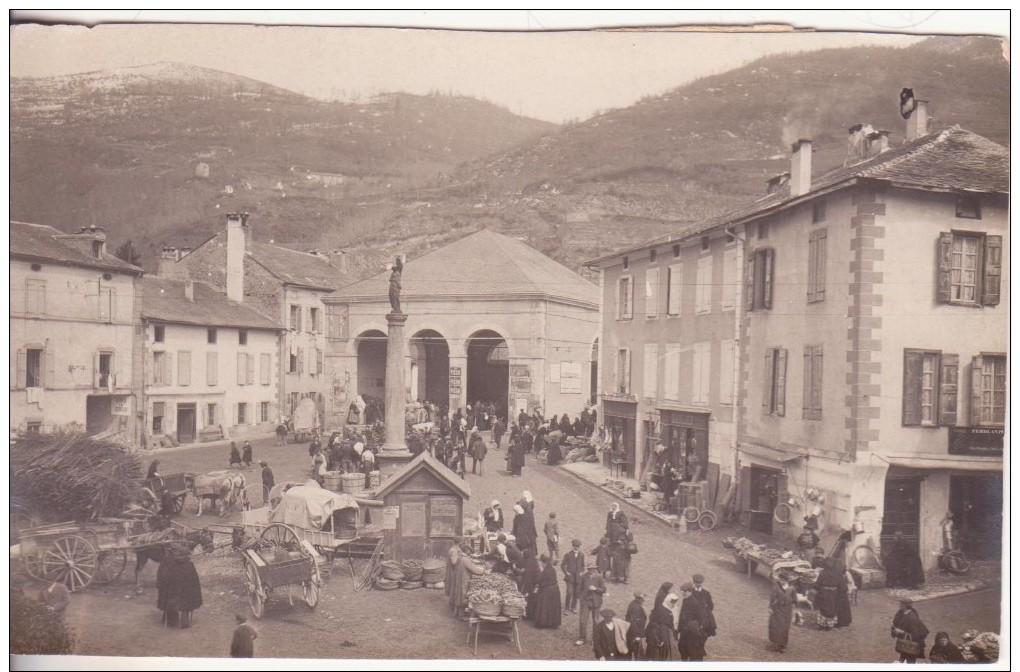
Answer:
961, 631, 999, 663
467, 572, 524, 606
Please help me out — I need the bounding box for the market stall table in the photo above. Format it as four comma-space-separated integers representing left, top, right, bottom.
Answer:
466, 612, 522, 655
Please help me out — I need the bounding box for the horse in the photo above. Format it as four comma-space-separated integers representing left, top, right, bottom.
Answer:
133, 526, 214, 592
188, 471, 247, 517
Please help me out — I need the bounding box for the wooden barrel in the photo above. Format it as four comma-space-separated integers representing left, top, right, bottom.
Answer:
341, 472, 365, 495
323, 471, 344, 492
369, 471, 381, 489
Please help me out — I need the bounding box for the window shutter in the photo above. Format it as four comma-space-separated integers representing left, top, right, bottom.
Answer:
237, 353, 246, 385
816, 230, 826, 301
938, 353, 959, 426
763, 248, 775, 309
626, 278, 634, 319
982, 235, 1002, 306
643, 343, 658, 400
903, 350, 924, 426
16, 349, 27, 389
246, 353, 255, 384
775, 348, 787, 416
746, 253, 757, 311
803, 348, 812, 415
94, 350, 101, 388
969, 355, 984, 426
317, 348, 324, 375
667, 263, 683, 315
164, 351, 173, 386
813, 347, 823, 416
615, 278, 622, 319
207, 352, 218, 386
763, 350, 774, 413
936, 232, 954, 303
146, 353, 154, 386
719, 340, 734, 404
261, 353, 271, 385
645, 268, 659, 318
178, 351, 191, 386
297, 347, 305, 374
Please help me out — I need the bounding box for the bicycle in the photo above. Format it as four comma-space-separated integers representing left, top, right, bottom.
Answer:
933, 547, 971, 575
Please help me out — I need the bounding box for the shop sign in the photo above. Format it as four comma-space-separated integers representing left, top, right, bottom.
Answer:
560, 361, 581, 393
111, 396, 131, 416
948, 427, 1004, 456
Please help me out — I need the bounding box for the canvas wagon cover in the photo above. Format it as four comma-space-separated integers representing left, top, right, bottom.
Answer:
269, 480, 359, 530
292, 397, 319, 432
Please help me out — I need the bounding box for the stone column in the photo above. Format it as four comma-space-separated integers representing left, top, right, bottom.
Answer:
377, 311, 412, 478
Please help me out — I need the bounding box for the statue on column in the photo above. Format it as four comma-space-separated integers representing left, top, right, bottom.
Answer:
388, 255, 404, 315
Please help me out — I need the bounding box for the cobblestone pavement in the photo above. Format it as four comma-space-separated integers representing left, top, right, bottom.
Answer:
92, 435, 1001, 663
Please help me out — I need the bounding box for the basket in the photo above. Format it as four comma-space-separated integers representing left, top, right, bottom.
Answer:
402, 567, 423, 582
469, 601, 502, 617
422, 569, 445, 584
323, 471, 344, 492
375, 577, 400, 591
501, 603, 525, 618
422, 558, 446, 572
381, 561, 406, 581
341, 472, 366, 495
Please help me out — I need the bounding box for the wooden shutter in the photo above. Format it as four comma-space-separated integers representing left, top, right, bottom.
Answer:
178, 351, 191, 386
643, 343, 658, 399
236, 353, 246, 385
816, 230, 826, 301
746, 252, 757, 311
807, 233, 817, 302
936, 232, 954, 303
146, 353, 155, 386
983, 235, 1002, 306
645, 268, 659, 318
763, 350, 774, 413
763, 248, 775, 309
317, 348, 324, 375
625, 278, 634, 319
970, 355, 984, 426
246, 353, 255, 384
668, 263, 682, 315
719, 340, 734, 405
207, 352, 218, 386
94, 350, 102, 388
261, 353, 271, 385
163, 351, 173, 386
297, 347, 305, 374
938, 353, 959, 426
614, 277, 622, 319
16, 348, 26, 389
775, 348, 787, 416
903, 350, 924, 426
803, 348, 813, 416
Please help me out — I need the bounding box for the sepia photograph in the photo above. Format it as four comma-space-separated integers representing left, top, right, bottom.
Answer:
8, 11, 1009, 670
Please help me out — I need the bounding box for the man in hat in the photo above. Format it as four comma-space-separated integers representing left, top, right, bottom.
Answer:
561, 538, 585, 615
260, 461, 275, 504
892, 597, 929, 663
575, 563, 606, 646
593, 607, 630, 660
677, 582, 708, 661
625, 591, 648, 660
691, 573, 717, 637
483, 500, 504, 533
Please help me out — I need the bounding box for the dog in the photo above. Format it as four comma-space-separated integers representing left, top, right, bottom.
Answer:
794, 588, 816, 611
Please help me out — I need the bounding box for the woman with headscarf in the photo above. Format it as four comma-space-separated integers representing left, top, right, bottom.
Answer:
483, 500, 504, 533
928, 631, 965, 663
625, 591, 649, 660
520, 549, 542, 620
146, 460, 161, 480
512, 504, 537, 554
677, 582, 708, 661
834, 556, 853, 628
891, 597, 929, 663
508, 428, 525, 476
446, 543, 487, 619
646, 589, 681, 660
814, 558, 840, 630
768, 572, 794, 652
531, 554, 562, 629
159, 543, 203, 628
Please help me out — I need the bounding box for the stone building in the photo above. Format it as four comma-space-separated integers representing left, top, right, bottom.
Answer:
322, 230, 599, 429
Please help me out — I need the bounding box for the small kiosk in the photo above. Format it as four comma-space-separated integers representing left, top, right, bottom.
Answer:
375, 452, 471, 562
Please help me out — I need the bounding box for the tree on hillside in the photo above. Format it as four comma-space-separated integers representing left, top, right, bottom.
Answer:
114, 240, 142, 266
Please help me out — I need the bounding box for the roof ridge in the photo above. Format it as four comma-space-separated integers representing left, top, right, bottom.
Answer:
857, 126, 954, 179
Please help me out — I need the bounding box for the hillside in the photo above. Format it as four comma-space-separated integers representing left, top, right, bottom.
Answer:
9, 62, 556, 264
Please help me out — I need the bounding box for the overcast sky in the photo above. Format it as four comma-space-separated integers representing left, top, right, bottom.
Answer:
6, 19, 940, 124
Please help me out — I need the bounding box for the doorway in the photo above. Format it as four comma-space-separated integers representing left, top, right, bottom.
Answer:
85, 395, 113, 435
749, 465, 781, 534
176, 403, 197, 444
410, 330, 450, 409
881, 478, 921, 549
356, 330, 387, 401
950, 473, 1003, 560
466, 330, 509, 413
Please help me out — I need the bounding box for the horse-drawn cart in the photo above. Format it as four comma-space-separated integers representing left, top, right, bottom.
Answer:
241, 523, 322, 619
141, 472, 192, 514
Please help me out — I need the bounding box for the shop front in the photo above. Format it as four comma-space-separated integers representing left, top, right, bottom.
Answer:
602, 400, 637, 478
657, 410, 709, 481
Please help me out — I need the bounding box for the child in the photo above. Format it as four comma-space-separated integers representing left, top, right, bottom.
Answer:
230, 613, 258, 658
544, 512, 560, 563
590, 536, 613, 579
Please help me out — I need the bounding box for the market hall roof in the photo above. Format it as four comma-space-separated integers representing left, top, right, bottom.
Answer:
585, 126, 1009, 266
138, 276, 283, 330
328, 229, 599, 308
9, 221, 144, 275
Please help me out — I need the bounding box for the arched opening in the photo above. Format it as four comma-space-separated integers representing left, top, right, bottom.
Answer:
410, 329, 450, 409
590, 338, 599, 406
466, 329, 509, 416
356, 330, 387, 403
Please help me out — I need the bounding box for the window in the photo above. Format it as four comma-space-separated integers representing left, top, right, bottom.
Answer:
260, 353, 271, 385
807, 229, 827, 303
238, 330, 248, 346
260, 401, 271, 423
289, 392, 300, 414
97, 352, 113, 388
309, 308, 320, 332
316, 347, 324, 375
206, 352, 218, 386
956, 195, 981, 219
26, 421, 41, 435
237, 403, 248, 425
803, 346, 823, 420
327, 304, 347, 339
154, 325, 165, 343
207, 329, 217, 344
664, 344, 681, 400
99, 287, 114, 323
177, 351, 191, 386
666, 263, 682, 316
643, 343, 658, 400
692, 342, 711, 405
719, 340, 735, 405
700, 236, 710, 252
937, 232, 1001, 306
25, 279, 46, 316
616, 277, 634, 320
207, 403, 217, 426
645, 268, 659, 319
622, 257, 629, 271
649, 249, 657, 263
757, 220, 769, 240
813, 199, 827, 223
152, 402, 165, 433
616, 349, 631, 395
763, 348, 787, 416
721, 247, 737, 310
746, 248, 775, 311
695, 256, 713, 314
26, 348, 43, 388
289, 353, 298, 374
902, 349, 958, 427
672, 244, 681, 258
237, 353, 254, 385
290, 305, 302, 331
973, 354, 1005, 426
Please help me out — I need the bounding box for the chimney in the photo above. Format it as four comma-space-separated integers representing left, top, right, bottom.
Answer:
766, 172, 790, 195
790, 139, 812, 197
905, 100, 928, 140
866, 130, 890, 157
226, 212, 249, 303
54, 226, 107, 260
332, 249, 347, 273
184, 280, 195, 302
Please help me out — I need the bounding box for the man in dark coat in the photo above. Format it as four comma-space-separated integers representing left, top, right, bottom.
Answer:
230, 613, 257, 657
561, 539, 585, 614
593, 608, 629, 660
576, 565, 606, 646
691, 573, 717, 637
469, 430, 487, 475
892, 598, 930, 663
260, 461, 275, 503
625, 591, 649, 660
886, 531, 926, 589
492, 417, 505, 451
677, 582, 708, 661
160, 543, 203, 628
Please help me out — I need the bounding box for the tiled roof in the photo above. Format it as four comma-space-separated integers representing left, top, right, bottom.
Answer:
249, 243, 348, 291
587, 127, 1009, 265
9, 221, 144, 274
138, 277, 282, 330
374, 451, 471, 500
329, 229, 599, 307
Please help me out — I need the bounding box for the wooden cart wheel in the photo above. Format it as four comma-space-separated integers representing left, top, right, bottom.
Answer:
260, 523, 302, 549
682, 506, 701, 523
698, 510, 718, 531
23, 552, 51, 582
245, 561, 266, 619
171, 494, 187, 514
93, 550, 128, 585
304, 559, 321, 609
43, 535, 98, 592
